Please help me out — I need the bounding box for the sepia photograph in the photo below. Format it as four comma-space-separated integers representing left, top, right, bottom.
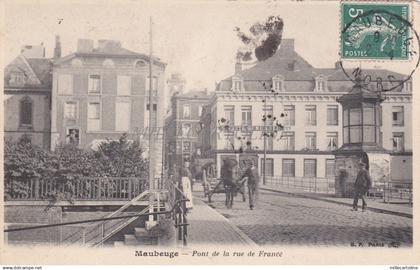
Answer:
1, 0, 419, 266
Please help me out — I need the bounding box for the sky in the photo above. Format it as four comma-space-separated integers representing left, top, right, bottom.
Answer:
3, 0, 417, 91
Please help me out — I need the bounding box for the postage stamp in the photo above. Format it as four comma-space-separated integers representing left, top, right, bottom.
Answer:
341, 2, 411, 60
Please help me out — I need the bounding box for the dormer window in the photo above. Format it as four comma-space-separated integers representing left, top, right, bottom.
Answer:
315, 75, 327, 92
71, 58, 83, 68
272, 75, 285, 92
9, 72, 26, 86
232, 75, 243, 92
403, 81, 412, 92
103, 59, 115, 68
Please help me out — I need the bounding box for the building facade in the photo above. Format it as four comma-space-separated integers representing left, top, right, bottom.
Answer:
164, 89, 213, 169
203, 39, 412, 182
51, 39, 166, 175
4, 45, 52, 149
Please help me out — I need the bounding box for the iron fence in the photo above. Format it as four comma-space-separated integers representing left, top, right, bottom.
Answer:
5, 177, 147, 201
265, 176, 336, 194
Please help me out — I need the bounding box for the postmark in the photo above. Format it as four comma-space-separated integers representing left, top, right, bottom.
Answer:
341, 2, 411, 60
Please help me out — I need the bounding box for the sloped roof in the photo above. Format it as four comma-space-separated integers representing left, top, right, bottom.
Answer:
26, 58, 52, 86
4, 55, 52, 90
218, 39, 408, 92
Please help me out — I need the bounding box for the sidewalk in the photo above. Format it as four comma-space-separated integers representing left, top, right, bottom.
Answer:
260, 184, 413, 218
187, 186, 258, 247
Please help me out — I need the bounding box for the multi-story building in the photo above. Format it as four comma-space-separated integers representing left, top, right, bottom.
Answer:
4, 44, 52, 149
165, 73, 186, 115
164, 89, 213, 169
51, 39, 166, 175
203, 39, 412, 182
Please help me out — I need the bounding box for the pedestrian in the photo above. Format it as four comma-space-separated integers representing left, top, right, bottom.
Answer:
179, 161, 193, 209
221, 159, 236, 209
352, 161, 372, 212
241, 160, 259, 210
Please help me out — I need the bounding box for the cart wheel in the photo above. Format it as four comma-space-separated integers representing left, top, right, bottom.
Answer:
208, 195, 212, 203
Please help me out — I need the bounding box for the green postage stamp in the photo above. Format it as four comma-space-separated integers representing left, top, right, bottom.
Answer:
341, 2, 411, 60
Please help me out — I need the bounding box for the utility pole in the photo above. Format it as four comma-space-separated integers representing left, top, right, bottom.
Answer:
148, 16, 154, 192
263, 96, 267, 186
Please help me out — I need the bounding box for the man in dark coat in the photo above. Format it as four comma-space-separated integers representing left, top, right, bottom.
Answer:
352, 162, 372, 211
241, 160, 260, 210
221, 159, 236, 209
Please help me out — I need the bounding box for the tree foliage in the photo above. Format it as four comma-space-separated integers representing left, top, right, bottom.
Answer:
4, 134, 149, 201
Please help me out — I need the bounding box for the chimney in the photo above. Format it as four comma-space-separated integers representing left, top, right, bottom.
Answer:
235, 61, 242, 74
54, 35, 61, 59
20, 44, 45, 58
98, 40, 121, 53
77, 39, 94, 53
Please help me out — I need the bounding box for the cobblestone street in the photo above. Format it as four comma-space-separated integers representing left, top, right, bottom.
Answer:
194, 187, 413, 247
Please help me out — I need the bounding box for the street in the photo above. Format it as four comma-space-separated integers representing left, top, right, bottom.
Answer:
195, 187, 413, 247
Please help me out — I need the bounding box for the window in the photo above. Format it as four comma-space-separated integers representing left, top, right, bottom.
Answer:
58, 74, 73, 95
305, 105, 316, 126
198, 105, 203, 117
282, 159, 295, 177
20, 97, 32, 126
233, 79, 242, 91
263, 105, 274, 125
115, 101, 131, 131
392, 106, 404, 126
327, 105, 338, 125
146, 77, 158, 96
392, 132, 404, 152
326, 159, 335, 178
327, 132, 338, 150
403, 81, 412, 92
349, 108, 362, 143
304, 159, 317, 178
88, 74, 101, 94
88, 102, 101, 131
262, 158, 274, 176
66, 128, 80, 146
117, 75, 131, 96
272, 75, 284, 92
284, 105, 295, 126
183, 104, 191, 118
182, 123, 191, 137
10, 72, 25, 86
241, 106, 252, 127
103, 59, 114, 68
224, 105, 235, 126
224, 134, 234, 150
316, 76, 327, 91
135, 60, 146, 68
64, 102, 77, 120
305, 132, 316, 149
280, 131, 295, 150
183, 141, 191, 153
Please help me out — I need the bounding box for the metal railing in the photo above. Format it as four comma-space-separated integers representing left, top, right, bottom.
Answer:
5, 175, 191, 247
264, 176, 336, 194
165, 176, 189, 246
368, 180, 412, 206
5, 177, 147, 201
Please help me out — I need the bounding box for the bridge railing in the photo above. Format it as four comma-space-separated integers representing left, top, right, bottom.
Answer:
5, 177, 147, 201
264, 176, 336, 194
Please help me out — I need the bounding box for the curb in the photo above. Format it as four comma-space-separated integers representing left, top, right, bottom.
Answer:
260, 187, 413, 219
194, 198, 259, 248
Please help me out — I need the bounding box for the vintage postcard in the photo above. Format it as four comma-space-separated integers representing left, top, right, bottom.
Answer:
0, 0, 419, 266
